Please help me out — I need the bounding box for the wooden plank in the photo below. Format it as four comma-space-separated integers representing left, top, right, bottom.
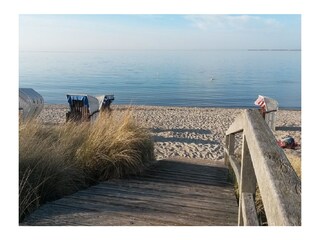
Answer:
94, 181, 236, 198
23, 203, 201, 226
239, 134, 257, 193
47, 195, 237, 225
79, 186, 238, 209
130, 169, 232, 184
224, 134, 236, 164
143, 169, 228, 183
241, 193, 259, 226
243, 109, 301, 226
98, 181, 236, 201
89, 189, 236, 208
229, 134, 236, 156
224, 135, 229, 165
238, 134, 257, 225
48, 203, 235, 226
224, 149, 241, 184
58, 194, 238, 223
121, 177, 233, 193
226, 112, 244, 135
93, 183, 234, 202
62, 195, 237, 220
108, 175, 233, 190
129, 174, 232, 187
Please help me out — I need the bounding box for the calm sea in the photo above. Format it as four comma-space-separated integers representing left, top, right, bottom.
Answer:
19, 50, 301, 109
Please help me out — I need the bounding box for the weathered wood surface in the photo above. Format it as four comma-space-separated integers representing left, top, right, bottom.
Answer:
21, 158, 238, 226
243, 109, 301, 226
238, 134, 257, 226
241, 193, 259, 226
224, 134, 235, 166
225, 109, 301, 226
226, 112, 244, 135
224, 149, 240, 183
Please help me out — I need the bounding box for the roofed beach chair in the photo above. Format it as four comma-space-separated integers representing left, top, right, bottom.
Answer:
19, 88, 44, 121
66, 94, 100, 122
97, 94, 115, 112
254, 95, 279, 131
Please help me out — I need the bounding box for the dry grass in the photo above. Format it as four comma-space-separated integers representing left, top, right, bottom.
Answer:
76, 112, 154, 182
19, 110, 154, 222
286, 151, 301, 178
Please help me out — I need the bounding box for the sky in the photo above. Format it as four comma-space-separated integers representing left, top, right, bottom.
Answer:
19, 14, 301, 51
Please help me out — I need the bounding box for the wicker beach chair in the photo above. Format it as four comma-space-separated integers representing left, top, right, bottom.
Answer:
66, 94, 115, 122
66, 94, 99, 122
97, 94, 115, 112
19, 88, 44, 121
254, 95, 279, 131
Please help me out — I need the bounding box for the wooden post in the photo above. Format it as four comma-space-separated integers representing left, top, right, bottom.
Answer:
242, 193, 259, 226
229, 134, 235, 155
224, 135, 229, 165
225, 133, 235, 164
238, 133, 257, 226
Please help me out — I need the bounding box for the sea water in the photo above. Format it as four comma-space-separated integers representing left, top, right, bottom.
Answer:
19, 50, 301, 109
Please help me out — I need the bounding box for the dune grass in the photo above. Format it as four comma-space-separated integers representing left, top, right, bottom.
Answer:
286, 152, 301, 178
19, 110, 154, 222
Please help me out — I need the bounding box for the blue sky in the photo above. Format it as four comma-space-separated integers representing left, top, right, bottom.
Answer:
19, 14, 300, 51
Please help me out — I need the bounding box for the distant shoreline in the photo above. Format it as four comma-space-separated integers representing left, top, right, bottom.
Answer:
247, 49, 301, 52
20, 49, 302, 52
43, 103, 302, 111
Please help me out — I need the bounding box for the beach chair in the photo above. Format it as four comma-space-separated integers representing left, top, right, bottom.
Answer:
19, 88, 44, 121
97, 94, 115, 112
254, 95, 279, 131
66, 94, 99, 122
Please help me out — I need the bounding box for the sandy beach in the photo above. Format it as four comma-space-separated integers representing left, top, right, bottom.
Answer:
37, 104, 301, 162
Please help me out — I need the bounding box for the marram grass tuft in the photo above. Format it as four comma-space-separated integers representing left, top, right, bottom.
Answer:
19, 110, 154, 221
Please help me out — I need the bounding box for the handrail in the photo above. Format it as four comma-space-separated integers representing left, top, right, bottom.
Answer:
224, 109, 301, 226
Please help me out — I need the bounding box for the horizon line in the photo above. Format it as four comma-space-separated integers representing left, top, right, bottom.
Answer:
20, 48, 302, 53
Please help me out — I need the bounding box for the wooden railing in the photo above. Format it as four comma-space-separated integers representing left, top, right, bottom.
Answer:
224, 109, 301, 226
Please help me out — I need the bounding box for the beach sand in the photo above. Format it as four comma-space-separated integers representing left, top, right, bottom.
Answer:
37, 104, 301, 162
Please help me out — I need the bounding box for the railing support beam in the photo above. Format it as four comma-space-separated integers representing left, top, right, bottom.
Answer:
238, 133, 257, 225
224, 134, 235, 165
